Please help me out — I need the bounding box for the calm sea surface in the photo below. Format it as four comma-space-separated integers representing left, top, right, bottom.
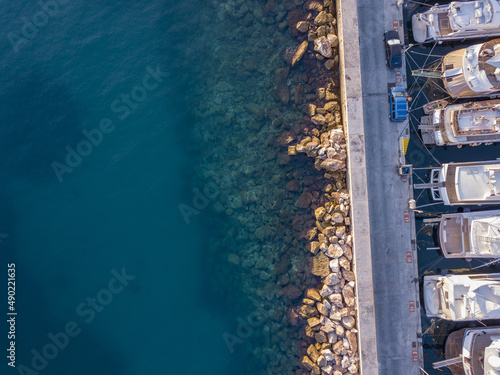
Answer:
0, 1, 281, 373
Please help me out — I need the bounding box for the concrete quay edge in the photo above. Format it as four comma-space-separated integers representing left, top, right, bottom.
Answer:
336, 1, 379, 374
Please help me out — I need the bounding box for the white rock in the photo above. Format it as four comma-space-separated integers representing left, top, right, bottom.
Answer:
325, 243, 343, 258
324, 299, 332, 310
317, 355, 327, 367
320, 317, 335, 333
330, 258, 339, 273
321, 364, 334, 375
343, 338, 350, 349
348, 363, 358, 373
321, 349, 334, 362
324, 273, 340, 285
340, 192, 350, 200
329, 310, 341, 321
327, 331, 338, 344
346, 235, 352, 246
320, 284, 334, 296
314, 36, 332, 58
341, 355, 350, 368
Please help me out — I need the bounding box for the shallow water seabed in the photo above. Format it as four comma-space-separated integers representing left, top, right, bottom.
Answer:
184, 1, 340, 373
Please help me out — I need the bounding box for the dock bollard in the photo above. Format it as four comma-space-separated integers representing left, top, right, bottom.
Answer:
408, 199, 416, 210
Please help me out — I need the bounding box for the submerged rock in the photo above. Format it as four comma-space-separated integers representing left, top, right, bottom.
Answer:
292, 41, 309, 67
320, 159, 343, 172
295, 191, 312, 209
280, 284, 302, 300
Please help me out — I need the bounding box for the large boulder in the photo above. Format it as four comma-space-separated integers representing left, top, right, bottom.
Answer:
320, 159, 343, 172
280, 284, 302, 300
295, 191, 313, 209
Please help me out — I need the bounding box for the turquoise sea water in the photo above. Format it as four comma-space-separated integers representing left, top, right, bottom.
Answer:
1, 1, 317, 374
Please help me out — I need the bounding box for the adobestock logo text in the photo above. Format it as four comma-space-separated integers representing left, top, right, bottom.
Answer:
8, 0, 72, 54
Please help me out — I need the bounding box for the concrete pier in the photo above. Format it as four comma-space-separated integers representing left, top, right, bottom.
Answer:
337, 0, 423, 374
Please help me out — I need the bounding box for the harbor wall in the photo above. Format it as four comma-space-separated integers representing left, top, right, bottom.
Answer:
336, 1, 380, 374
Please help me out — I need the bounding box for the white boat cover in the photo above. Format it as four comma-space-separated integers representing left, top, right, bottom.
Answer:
470, 284, 500, 318
487, 53, 500, 69
471, 216, 500, 255
424, 273, 500, 320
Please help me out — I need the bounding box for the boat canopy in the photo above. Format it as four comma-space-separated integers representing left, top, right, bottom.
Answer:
471, 216, 500, 255
456, 164, 500, 202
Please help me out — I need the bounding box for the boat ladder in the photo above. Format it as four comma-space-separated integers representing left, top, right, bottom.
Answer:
432, 355, 462, 369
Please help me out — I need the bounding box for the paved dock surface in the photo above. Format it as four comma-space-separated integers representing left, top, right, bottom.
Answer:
357, 1, 423, 374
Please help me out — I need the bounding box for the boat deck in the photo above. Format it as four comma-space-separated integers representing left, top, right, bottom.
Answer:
470, 331, 495, 374
441, 217, 470, 256
437, 12, 453, 37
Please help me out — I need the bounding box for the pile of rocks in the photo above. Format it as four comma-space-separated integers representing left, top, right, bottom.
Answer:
298, 195, 359, 375
285, 1, 360, 373
290, 0, 339, 71
290, 125, 358, 374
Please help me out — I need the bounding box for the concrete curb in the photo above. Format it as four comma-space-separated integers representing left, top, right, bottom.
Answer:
336, 1, 379, 374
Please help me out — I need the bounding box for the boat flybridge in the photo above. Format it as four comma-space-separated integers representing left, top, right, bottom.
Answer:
432, 326, 500, 375
412, 0, 500, 44
414, 160, 500, 205
424, 273, 500, 321
441, 39, 500, 98
426, 210, 500, 258
419, 99, 500, 146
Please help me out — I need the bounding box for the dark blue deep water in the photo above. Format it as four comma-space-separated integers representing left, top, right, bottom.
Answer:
0, 1, 232, 374
0, 1, 322, 374
0, 1, 270, 374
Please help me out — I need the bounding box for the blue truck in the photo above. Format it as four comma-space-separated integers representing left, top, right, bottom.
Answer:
389, 87, 408, 122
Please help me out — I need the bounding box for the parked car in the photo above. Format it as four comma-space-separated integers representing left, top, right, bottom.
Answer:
384, 30, 402, 69
389, 87, 408, 122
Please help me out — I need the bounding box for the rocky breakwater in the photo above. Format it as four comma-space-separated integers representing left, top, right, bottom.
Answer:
289, 0, 339, 71
285, 1, 360, 374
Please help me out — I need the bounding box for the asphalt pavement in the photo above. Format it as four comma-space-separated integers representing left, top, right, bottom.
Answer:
356, 1, 423, 374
